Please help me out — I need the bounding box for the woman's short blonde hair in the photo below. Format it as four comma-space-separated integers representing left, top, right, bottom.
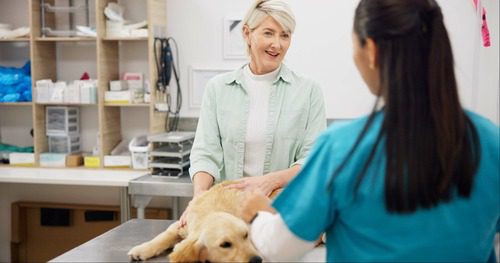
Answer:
242, 0, 296, 55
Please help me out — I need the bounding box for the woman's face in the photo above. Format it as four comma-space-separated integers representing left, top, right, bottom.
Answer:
244, 16, 291, 75
352, 32, 381, 96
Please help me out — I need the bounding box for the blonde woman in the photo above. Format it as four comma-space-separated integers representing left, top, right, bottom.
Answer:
181, 0, 326, 226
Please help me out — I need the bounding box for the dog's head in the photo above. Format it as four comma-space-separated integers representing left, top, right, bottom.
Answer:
169, 212, 262, 263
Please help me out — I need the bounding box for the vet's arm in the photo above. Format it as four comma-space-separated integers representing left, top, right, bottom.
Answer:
251, 212, 316, 262
241, 192, 275, 223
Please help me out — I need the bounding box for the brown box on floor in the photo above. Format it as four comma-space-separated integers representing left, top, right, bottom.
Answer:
11, 201, 170, 263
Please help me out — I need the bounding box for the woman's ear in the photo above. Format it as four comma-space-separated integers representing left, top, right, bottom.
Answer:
365, 37, 378, 70
243, 25, 251, 44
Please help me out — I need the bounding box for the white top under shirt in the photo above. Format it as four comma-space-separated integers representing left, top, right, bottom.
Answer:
242, 65, 279, 177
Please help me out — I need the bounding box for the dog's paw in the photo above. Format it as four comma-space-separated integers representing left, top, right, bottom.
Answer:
128, 242, 160, 261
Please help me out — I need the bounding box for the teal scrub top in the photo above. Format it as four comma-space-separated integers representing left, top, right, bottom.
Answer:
273, 111, 500, 262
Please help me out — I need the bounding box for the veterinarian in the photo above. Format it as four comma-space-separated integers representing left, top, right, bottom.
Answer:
241, 0, 500, 261
181, 0, 326, 225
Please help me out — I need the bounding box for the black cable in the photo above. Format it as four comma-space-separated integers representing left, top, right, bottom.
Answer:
153, 37, 182, 131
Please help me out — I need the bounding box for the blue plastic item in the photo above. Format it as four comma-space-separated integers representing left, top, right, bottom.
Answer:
0, 61, 32, 103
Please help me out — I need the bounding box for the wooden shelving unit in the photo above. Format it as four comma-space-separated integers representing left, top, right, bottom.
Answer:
0, 0, 168, 169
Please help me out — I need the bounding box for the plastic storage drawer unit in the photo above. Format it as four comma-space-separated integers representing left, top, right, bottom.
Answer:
46, 106, 80, 136
48, 135, 81, 153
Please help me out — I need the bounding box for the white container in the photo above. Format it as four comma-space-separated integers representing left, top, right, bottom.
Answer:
40, 153, 67, 167
9, 153, 35, 166
48, 135, 81, 153
129, 135, 149, 169
46, 106, 80, 136
104, 155, 131, 168
105, 90, 131, 104
109, 80, 128, 91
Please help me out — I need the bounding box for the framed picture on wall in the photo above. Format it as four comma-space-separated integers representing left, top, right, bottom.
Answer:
223, 18, 246, 59
188, 67, 233, 109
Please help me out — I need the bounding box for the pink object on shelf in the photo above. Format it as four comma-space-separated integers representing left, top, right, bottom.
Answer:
472, 0, 491, 47
80, 72, 90, 80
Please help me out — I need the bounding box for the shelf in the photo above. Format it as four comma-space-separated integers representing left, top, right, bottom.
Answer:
35, 37, 96, 42
102, 37, 148, 41
104, 103, 150, 107
0, 102, 32, 106
41, 3, 88, 13
35, 103, 97, 107
0, 38, 30, 42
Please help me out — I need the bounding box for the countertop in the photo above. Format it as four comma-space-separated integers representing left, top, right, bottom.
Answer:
0, 167, 147, 186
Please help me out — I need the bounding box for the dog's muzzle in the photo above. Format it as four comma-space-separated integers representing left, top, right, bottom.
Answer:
249, 255, 262, 263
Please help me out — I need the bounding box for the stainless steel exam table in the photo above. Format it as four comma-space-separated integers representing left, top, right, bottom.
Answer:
50, 219, 173, 262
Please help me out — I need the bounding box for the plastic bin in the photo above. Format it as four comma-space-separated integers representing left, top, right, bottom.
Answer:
48, 135, 80, 153
129, 135, 149, 169
46, 106, 79, 136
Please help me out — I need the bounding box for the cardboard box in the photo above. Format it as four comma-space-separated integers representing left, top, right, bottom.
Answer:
11, 201, 170, 262
66, 154, 83, 167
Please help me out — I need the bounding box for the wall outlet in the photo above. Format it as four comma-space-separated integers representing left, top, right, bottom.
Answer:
153, 25, 167, 38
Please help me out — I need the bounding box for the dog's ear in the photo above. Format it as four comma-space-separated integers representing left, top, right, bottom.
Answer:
168, 237, 207, 263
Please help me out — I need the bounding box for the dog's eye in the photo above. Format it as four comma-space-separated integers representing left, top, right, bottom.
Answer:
220, 241, 232, 248
244, 232, 248, 239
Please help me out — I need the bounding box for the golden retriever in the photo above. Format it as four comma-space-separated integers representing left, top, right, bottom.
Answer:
127, 181, 263, 263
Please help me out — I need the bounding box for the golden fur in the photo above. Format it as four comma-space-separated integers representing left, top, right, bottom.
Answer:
128, 181, 262, 262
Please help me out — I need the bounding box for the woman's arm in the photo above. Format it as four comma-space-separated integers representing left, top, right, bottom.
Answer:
179, 172, 215, 226
192, 171, 215, 197
225, 165, 301, 196
189, 78, 224, 183
182, 78, 223, 227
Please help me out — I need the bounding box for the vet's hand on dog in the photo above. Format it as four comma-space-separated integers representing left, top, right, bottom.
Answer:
240, 192, 276, 223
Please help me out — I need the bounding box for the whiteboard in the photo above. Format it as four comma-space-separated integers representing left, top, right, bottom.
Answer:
166, 0, 499, 123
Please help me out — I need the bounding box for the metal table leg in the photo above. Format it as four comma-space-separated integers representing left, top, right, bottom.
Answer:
132, 195, 153, 219
173, 196, 179, 219
119, 187, 130, 223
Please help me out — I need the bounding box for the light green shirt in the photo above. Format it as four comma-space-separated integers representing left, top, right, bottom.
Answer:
189, 64, 326, 183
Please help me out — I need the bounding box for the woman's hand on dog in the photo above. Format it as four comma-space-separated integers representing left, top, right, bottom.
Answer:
225, 175, 279, 196
179, 204, 190, 228
240, 192, 275, 223
179, 191, 205, 228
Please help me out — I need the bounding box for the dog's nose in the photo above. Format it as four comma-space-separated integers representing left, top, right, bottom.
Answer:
249, 255, 262, 263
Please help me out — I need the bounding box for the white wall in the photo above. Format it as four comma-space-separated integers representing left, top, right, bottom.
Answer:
166, 0, 499, 123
